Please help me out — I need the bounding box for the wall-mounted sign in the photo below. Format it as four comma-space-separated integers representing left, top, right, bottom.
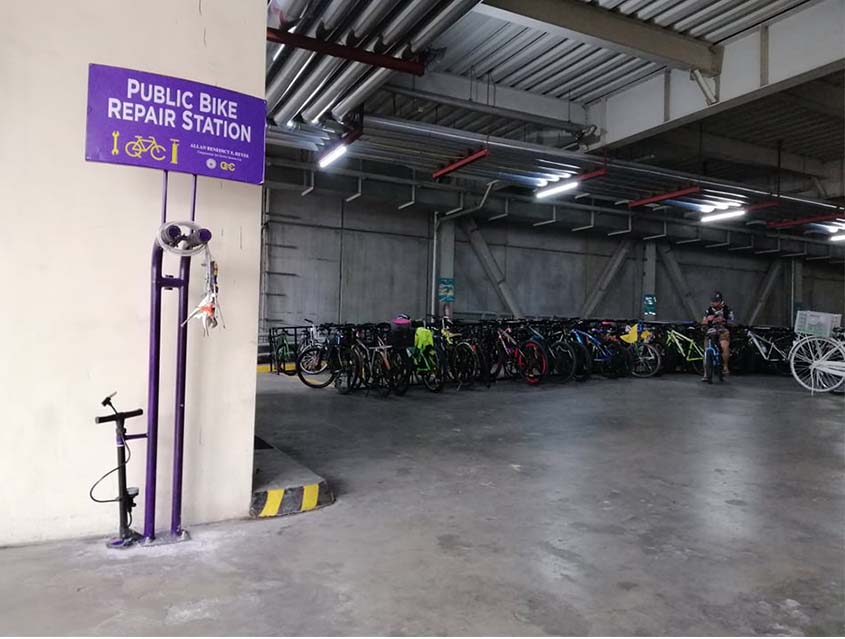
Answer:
85, 64, 266, 184
642, 293, 657, 316
438, 277, 455, 303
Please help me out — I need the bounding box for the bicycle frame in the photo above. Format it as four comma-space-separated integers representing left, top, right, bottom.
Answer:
571, 328, 613, 363
746, 330, 788, 362
665, 329, 704, 363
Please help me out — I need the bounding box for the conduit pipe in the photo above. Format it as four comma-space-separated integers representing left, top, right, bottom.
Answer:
272, 0, 396, 127
328, 0, 482, 122
299, 0, 435, 124
362, 116, 845, 212
266, 0, 352, 114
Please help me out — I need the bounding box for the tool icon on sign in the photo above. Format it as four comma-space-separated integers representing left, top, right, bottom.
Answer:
111, 131, 120, 156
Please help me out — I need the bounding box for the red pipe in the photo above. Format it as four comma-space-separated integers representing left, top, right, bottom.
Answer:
267, 28, 425, 76
768, 212, 845, 229
574, 167, 608, 182
748, 200, 781, 212
432, 148, 490, 180
627, 185, 700, 208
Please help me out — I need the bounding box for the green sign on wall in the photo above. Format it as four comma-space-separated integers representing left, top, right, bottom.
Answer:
438, 277, 455, 303
642, 294, 657, 316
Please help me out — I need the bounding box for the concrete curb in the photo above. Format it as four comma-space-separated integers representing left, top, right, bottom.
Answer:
249, 437, 335, 518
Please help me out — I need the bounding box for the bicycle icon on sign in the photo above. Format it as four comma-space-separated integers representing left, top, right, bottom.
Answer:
124, 135, 167, 161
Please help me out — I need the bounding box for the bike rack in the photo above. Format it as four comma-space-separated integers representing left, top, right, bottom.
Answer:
142, 170, 212, 546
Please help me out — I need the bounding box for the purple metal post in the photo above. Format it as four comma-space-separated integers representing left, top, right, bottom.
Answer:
170, 174, 198, 537
144, 244, 164, 541
170, 253, 191, 537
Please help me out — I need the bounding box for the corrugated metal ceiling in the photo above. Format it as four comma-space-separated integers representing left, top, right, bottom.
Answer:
430, 0, 816, 104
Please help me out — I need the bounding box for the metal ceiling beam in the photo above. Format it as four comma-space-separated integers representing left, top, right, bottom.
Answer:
379, 84, 586, 135
266, 27, 425, 75
476, 0, 723, 75
664, 129, 829, 178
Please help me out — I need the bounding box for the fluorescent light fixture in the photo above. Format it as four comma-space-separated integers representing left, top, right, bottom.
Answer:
285, 119, 296, 129
713, 203, 730, 210
318, 143, 347, 168
272, 44, 285, 61
698, 205, 716, 214
701, 209, 747, 223
536, 180, 578, 199
830, 233, 845, 242
536, 179, 549, 188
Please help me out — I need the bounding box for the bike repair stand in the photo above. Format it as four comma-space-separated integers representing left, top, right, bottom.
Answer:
94, 393, 145, 549
142, 170, 212, 546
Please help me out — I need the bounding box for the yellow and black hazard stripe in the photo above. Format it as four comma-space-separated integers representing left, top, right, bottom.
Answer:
250, 481, 334, 518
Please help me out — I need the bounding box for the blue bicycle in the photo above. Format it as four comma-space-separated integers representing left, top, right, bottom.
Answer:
702, 327, 725, 384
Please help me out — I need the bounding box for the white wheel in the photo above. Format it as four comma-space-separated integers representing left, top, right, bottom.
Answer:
789, 336, 845, 393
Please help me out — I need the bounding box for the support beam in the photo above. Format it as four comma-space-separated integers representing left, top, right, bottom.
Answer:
477, 0, 722, 75
461, 218, 522, 317
748, 261, 784, 325
386, 72, 587, 130
642, 241, 657, 320
266, 28, 424, 75
591, 0, 844, 148
580, 239, 633, 318
656, 243, 700, 321
664, 129, 828, 178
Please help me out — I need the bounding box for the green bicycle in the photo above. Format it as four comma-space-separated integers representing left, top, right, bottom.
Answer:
661, 325, 704, 375
393, 327, 446, 394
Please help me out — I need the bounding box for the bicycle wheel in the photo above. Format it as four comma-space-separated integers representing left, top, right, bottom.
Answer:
550, 339, 577, 382
279, 345, 299, 376
789, 336, 845, 393
370, 352, 393, 397
571, 341, 592, 382
518, 340, 547, 385
296, 345, 335, 389
703, 349, 715, 383
451, 342, 477, 388
334, 347, 356, 395
421, 345, 446, 392
630, 343, 661, 378
391, 349, 411, 396
351, 344, 370, 389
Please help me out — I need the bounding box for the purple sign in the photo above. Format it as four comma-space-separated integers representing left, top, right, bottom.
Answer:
85, 64, 266, 184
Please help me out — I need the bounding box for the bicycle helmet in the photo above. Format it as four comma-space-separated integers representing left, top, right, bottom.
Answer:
711, 291, 723, 302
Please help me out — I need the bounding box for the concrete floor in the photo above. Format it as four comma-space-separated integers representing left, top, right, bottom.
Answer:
1, 374, 843, 635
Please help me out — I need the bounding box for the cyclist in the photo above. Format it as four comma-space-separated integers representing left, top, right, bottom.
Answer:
701, 291, 734, 380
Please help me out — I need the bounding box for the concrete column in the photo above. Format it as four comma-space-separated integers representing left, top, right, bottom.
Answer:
461, 218, 523, 318
0, 0, 264, 545
656, 243, 700, 320
642, 241, 657, 320
438, 219, 455, 318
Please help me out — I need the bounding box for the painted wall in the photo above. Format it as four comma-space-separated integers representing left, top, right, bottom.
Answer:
0, 1, 264, 545
263, 188, 843, 327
